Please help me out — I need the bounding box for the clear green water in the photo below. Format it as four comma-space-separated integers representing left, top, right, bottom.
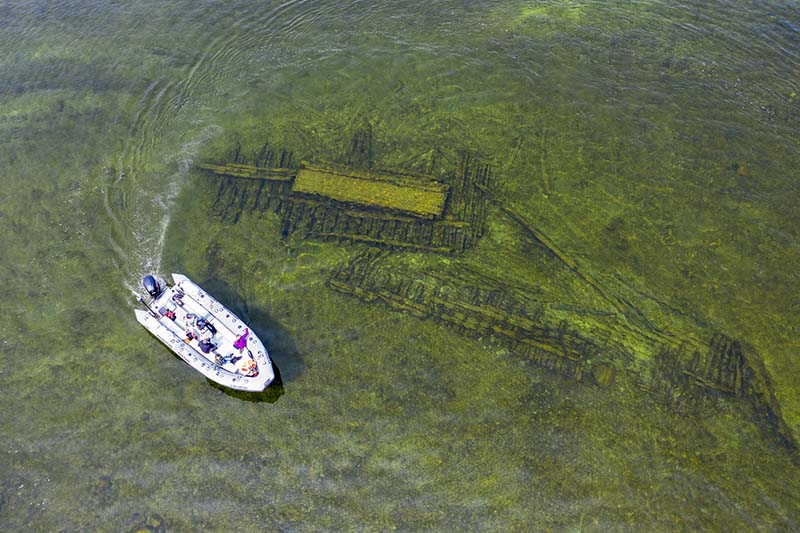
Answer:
1, 1, 799, 530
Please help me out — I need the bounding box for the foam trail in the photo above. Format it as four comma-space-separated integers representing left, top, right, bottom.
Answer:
123, 125, 224, 299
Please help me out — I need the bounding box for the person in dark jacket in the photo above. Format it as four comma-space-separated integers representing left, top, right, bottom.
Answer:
198, 337, 216, 354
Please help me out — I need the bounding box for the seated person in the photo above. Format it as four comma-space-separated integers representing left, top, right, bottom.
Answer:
184, 313, 201, 341
214, 352, 241, 366
196, 317, 218, 335
158, 307, 177, 321
198, 337, 216, 354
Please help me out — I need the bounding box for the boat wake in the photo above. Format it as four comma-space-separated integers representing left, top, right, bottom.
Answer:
94, 7, 237, 299
98, 73, 223, 298
111, 125, 223, 301
99, 1, 404, 301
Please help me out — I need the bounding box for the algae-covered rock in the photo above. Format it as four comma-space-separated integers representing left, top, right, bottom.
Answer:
592, 363, 616, 387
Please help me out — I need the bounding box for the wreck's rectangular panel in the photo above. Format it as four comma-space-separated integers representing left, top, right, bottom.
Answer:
291, 164, 449, 219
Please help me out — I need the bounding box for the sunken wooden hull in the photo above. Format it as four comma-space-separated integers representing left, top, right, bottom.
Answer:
326, 251, 793, 448
197, 139, 794, 450
200, 151, 491, 254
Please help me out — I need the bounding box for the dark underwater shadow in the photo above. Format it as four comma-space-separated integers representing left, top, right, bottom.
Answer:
206, 365, 285, 403
200, 276, 305, 403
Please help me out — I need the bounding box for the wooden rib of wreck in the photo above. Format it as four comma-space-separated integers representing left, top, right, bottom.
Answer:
645, 336, 791, 445
327, 251, 794, 448
327, 251, 600, 380
199, 146, 491, 254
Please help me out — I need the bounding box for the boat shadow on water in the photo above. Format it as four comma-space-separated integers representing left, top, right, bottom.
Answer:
206, 367, 284, 403
197, 276, 304, 403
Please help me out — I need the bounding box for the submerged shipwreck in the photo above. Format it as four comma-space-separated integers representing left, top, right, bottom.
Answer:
198, 135, 794, 450
199, 146, 489, 254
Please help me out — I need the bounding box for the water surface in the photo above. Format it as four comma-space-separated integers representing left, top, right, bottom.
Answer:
1, 1, 799, 530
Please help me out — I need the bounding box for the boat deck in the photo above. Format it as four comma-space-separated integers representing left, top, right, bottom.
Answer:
154, 285, 254, 375
135, 274, 274, 391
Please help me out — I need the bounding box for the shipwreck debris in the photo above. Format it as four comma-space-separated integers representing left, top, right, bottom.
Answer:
648, 335, 793, 446
196, 134, 795, 451
327, 251, 605, 382
199, 144, 491, 253
327, 251, 793, 448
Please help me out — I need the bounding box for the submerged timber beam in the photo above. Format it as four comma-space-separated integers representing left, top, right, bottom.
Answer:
197, 162, 295, 182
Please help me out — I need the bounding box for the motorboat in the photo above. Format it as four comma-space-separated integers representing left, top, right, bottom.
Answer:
134, 273, 275, 391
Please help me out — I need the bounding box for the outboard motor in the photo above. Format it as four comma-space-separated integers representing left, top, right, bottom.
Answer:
142, 275, 162, 298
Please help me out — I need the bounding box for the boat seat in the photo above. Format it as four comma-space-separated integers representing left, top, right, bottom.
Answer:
158, 305, 177, 321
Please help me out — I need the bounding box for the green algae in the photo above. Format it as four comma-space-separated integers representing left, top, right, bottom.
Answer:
495, 3, 588, 39
1, 0, 799, 530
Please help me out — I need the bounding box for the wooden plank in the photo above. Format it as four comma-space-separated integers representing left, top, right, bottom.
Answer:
313, 232, 454, 253
291, 164, 449, 219
197, 162, 295, 181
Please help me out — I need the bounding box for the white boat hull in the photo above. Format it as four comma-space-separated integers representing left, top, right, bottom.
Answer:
135, 273, 275, 392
